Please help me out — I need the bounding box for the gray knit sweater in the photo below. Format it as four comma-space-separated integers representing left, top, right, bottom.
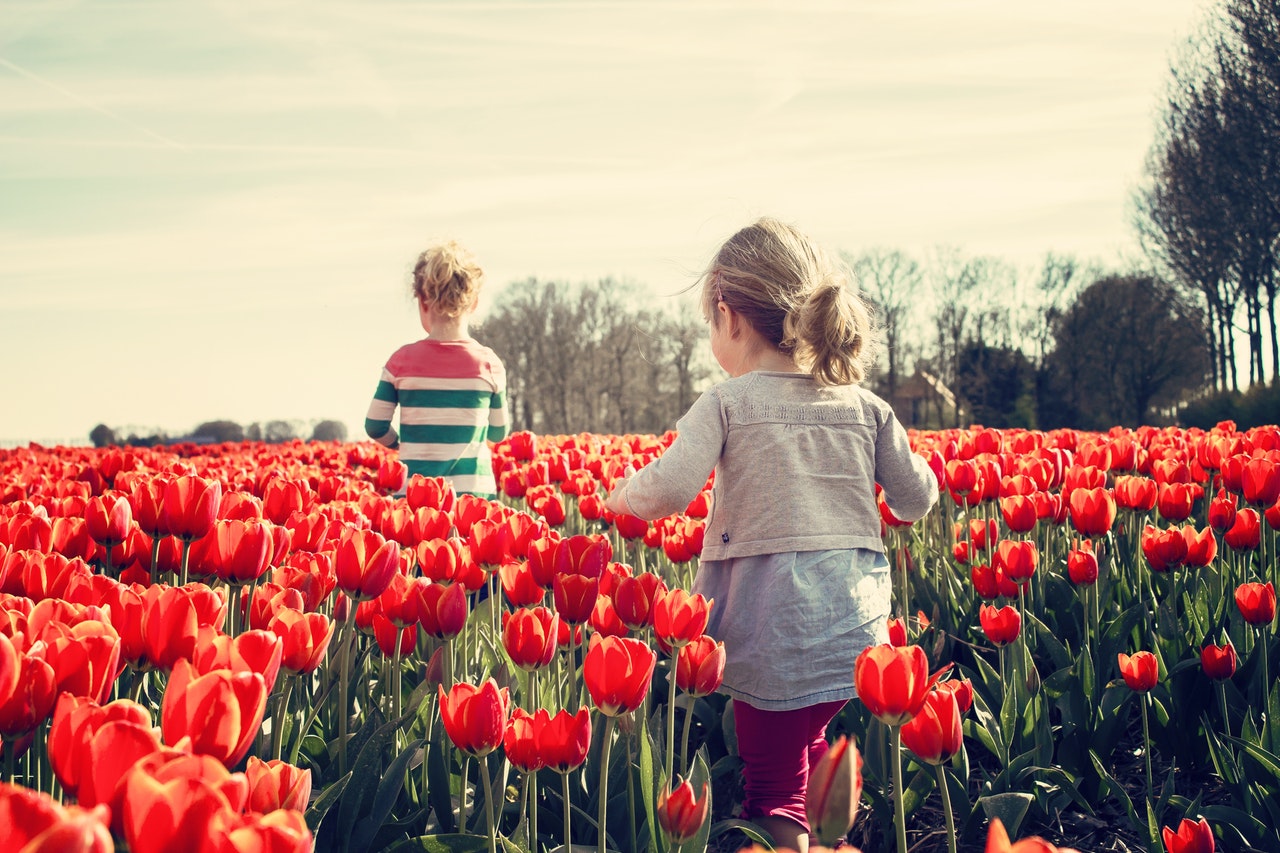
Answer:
622, 371, 939, 561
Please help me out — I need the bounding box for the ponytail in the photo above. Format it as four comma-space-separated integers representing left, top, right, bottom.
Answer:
788, 276, 878, 386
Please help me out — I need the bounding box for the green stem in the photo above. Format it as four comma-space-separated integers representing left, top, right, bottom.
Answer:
338, 602, 358, 777
569, 627, 579, 713
528, 769, 539, 853
679, 693, 695, 777
936, 763, 957, 853
665, 660, 678, 785
1219, 680, 1232, 740
1141, 693, 1153, 798
562, 770, 574, 851
461, 755, 472, 834
179, 537, 193, 586
273, 677, 295, 760
481, 755, 499, 853
149, 536, 161, 586
1261, 627, 1271, 710
598, 715, 616, 853
891, 726, 907, 853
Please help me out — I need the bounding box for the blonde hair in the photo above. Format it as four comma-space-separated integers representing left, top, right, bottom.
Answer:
699, 218, 878, 386
411, 240, 484, 318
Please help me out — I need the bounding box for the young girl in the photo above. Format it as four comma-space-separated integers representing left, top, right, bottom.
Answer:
365, 240, 510, 498
605, 218, 938, 852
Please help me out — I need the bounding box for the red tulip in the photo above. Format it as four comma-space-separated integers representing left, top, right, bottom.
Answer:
656, 777, 710, 844
121, 763, 239, 853
1181, 525, 1217, 568
589, 594, 629, 638
162, 475, 222, 542
502, 606, 560, 671
196, 519, 274, 584
583, 635, 657, 716
499, 559, 545, 608
1235, 581, 1276, 625
270, 608, 335, 675
1067, 542, 1098, 585
1200, 643, 1236, 681
901, 686, 964, 765
1162, 816, 1214, 853
334, 527, 400, 602
245, 756, 312, 813
48, 693, 157, 804
85, 492, 134, 547
503, 707, 547, 773
220, 808, 312, 853
999, 494, 1038, 533
540, 706, 592, 772
886, 617, 908, 647
805, 734, 862, 847
979, 604, 1021, 647
613, 572, 667, 630
1207, 490, 1238, 532
1068, 487, 1116, 537
675, 635, 726, 697
0, 782, 113, 853
439, 679, 511, 757
554, 534, 611, 578
1156, 482, 1197, 523
1224, 508, 1261, 551
142, 585, 201, 670
552, 572, 598, 626
0, 650, 56, 739
405, 475, 457, 513
1114, 475, 1158, 512
373, 614, 417, 657
1118, 651, 1159, 692
652, 588, 712, 650
995, 539, 1037, 583
853, 643, 932, 727
1142, 525, 1188, 573
161, 658, 268, 767
415, 580, 468, 639
193, 629, 284, 693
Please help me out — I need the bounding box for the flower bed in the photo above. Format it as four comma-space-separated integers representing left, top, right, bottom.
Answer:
0, 422, 1275, 852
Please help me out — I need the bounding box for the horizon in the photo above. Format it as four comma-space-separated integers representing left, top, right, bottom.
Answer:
1, 0, 1210, 446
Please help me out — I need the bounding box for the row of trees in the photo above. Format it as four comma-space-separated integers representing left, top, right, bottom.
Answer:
88, 419, 349, 448
475, 277, 710, 436
1136, 0, 1280, 392
469, 252, 1210, 436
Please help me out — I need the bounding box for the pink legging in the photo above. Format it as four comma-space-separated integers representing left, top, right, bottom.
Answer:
732, 698, 848, 830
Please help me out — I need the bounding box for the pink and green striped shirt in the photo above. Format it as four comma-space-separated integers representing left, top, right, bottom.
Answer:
364, 338, 509, 497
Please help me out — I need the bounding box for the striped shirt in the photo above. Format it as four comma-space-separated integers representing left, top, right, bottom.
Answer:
364, 338, 509, 497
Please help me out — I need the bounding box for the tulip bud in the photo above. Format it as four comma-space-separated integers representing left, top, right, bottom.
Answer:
656, 778, 709, 844
805, 735, 862, 847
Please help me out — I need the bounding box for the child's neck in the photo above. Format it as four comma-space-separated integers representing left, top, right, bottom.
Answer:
428, 317, 470, 341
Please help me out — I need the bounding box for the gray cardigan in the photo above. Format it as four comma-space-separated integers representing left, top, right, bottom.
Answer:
622, 371, 938, 561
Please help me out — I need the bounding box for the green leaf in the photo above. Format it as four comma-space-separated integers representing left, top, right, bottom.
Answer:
1088, 749, 1139, 828
708, 819, 772, 847
352, 738, 427, 853
427, 739, 457, 833
307, 771, 353, 833
976, 792, 1033, 838
385, 834, 527, 853
681, 749, 714, 853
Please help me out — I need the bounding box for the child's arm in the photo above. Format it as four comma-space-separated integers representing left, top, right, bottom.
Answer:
606, 391, 723, 520
487, 361, 510, 443
875, 413, 938, 523
364, 372, 400, 449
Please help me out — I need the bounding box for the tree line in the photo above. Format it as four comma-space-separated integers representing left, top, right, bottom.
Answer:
1136, 0, 1280, 392
474, 254, 1210, 437
88, 419, 349, 448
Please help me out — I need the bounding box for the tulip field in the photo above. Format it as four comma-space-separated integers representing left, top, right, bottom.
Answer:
2, 422, 1279, 853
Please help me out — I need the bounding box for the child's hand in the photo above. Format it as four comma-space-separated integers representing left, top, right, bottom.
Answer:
604, 466, 636, 515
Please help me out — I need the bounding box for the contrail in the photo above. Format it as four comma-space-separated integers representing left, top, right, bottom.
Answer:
0, 55, 186, 150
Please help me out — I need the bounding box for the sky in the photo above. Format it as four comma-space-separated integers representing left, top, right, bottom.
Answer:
0, 0, 1210, 445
